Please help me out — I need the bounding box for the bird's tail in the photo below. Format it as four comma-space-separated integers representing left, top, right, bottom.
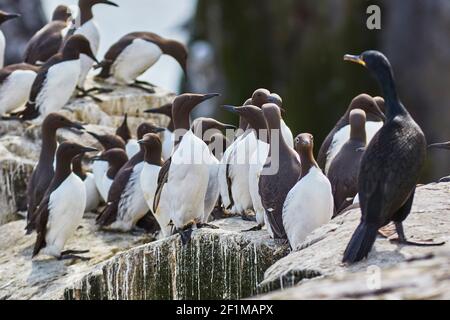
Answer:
342, 222, 378, 263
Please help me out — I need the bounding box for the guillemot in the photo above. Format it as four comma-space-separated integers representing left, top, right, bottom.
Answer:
26, 113, 84, 233
144, 103, 174, 161
7, 34, 98, 121
342, 51, 444, 264
115, 113, 140, 158
87, 130, 126, 202
327, 109, 367, 215
91, 147, 128, 203
283, 133, 333, 250
96, 123, 164, 232
0, 10, 20, 68
317, 93, 385, 174
30, 142, 97, 260
0, 63, 39, 116
259, 103, 301, 240
75, 0, 119, 98
96, 32, 187, 93
24, 5, 72, 65
72, 152, 100, 213
153, 93, 219, 244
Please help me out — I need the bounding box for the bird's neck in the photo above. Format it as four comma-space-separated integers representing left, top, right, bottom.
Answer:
79, 3, 94, 25
40, 128, 58, 164
144, 147, 162, 166
377, 68, 406, 120
54, 160, 72, 183
299, 149, 318, 179
350, 126, 366, 144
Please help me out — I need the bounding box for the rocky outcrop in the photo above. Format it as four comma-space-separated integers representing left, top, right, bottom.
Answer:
0, 80, 174, 225
257, 182, 450, 297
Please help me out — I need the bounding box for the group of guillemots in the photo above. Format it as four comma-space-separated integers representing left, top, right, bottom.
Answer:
0, 2, 448, 263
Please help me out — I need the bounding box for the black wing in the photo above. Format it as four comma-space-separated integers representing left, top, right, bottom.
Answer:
153, 157, 171, 213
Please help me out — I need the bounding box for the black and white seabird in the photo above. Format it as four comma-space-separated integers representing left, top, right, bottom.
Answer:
144, 103, 174, 161
72, 152, 100, 213
191, 117, 235, 224
0, 10, 20, 68
283, 133, 333, 250
327, 109, 367, 214
8, 35, 98, 121
139, 133, 165, 234
153, 93, 220, 244
30, 142, 97, 260
342, 50, 445, 264
91, 147, 128, 204
96, 123, 164, 232
0, 63, 39, 115
222, 104, 269, 230
87, 130, 126, 202
96, 32, 187, 93
24, 5, 73, 65
115, 113, 140, 158
259, 103, 301, 240
75, 0, 119, 96
317, 93, 385, 174
26, 113, 84, 233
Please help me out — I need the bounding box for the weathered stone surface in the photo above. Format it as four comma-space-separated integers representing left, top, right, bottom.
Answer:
0, 81, 174, 225
64, 218, 289, 300
0, 213, 154, 300
258, 182, 450, 295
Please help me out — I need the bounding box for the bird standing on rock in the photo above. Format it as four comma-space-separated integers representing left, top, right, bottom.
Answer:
24, 5, 73, 65
6, 35, 98, 121
327, 109, 367, 214
153, 93, 220, 244
259, 103, 301, 240
96, 32, 187, 93
30, 142, 97, 260
317, 94, 385, 174
283, 133, 333, 250
144, 103, 174, 161
96, 123, 164, 232
26, 113, 85, 233
0, 10, 20, 68
342, 50, 445, 264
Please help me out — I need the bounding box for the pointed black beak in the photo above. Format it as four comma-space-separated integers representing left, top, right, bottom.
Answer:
101, 1, 119, 7
222, 105, 239, 114
71, 121, 85, 130
90, 155, 105, 162
3, 13, 21, 22
81, 147, 98, 153
87, 131, 100, 140
428, 142, 450, 150
154, 127, 166, 133
137, 139, 146, 145
344, 54, 366, 67
201, 93, 220, 102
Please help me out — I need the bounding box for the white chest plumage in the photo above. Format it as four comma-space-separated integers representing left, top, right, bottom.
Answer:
0, 31, 5, 69
249, 138, 270, 225
203, 155, 220, 223
84, 172, 100, 212
126, 139, 140, 158
162, 129, 174, 161
43, 173, 86, 257
325, 121, 383, 174
112, 38, 163, 84
0, 69, 37, 114
36, 59, 81, 116
282, 167, 333, 250
75, 19, 100, 87
92, 159, 108, 201
113, 162, 149, 231
140, 162, 162, 229
167, 131, 211, 228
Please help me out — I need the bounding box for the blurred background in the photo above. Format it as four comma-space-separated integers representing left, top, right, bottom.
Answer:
0, 0, 449, 182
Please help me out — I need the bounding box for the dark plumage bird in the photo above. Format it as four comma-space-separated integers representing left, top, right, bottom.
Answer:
96, 123, 164, 232
26, 113, 84, 234
7, 35, 98, 121
96, 32, 187, 93
30, 142, 97, 260
0, 10, 20, 68
24, 5, 73, 65
342, 50, 444, 264
317, 94, 385, 174
259, 103, 301, 240
327, 109, 367, 215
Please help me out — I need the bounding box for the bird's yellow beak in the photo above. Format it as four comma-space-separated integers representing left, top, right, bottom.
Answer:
344, 54, 366, 67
